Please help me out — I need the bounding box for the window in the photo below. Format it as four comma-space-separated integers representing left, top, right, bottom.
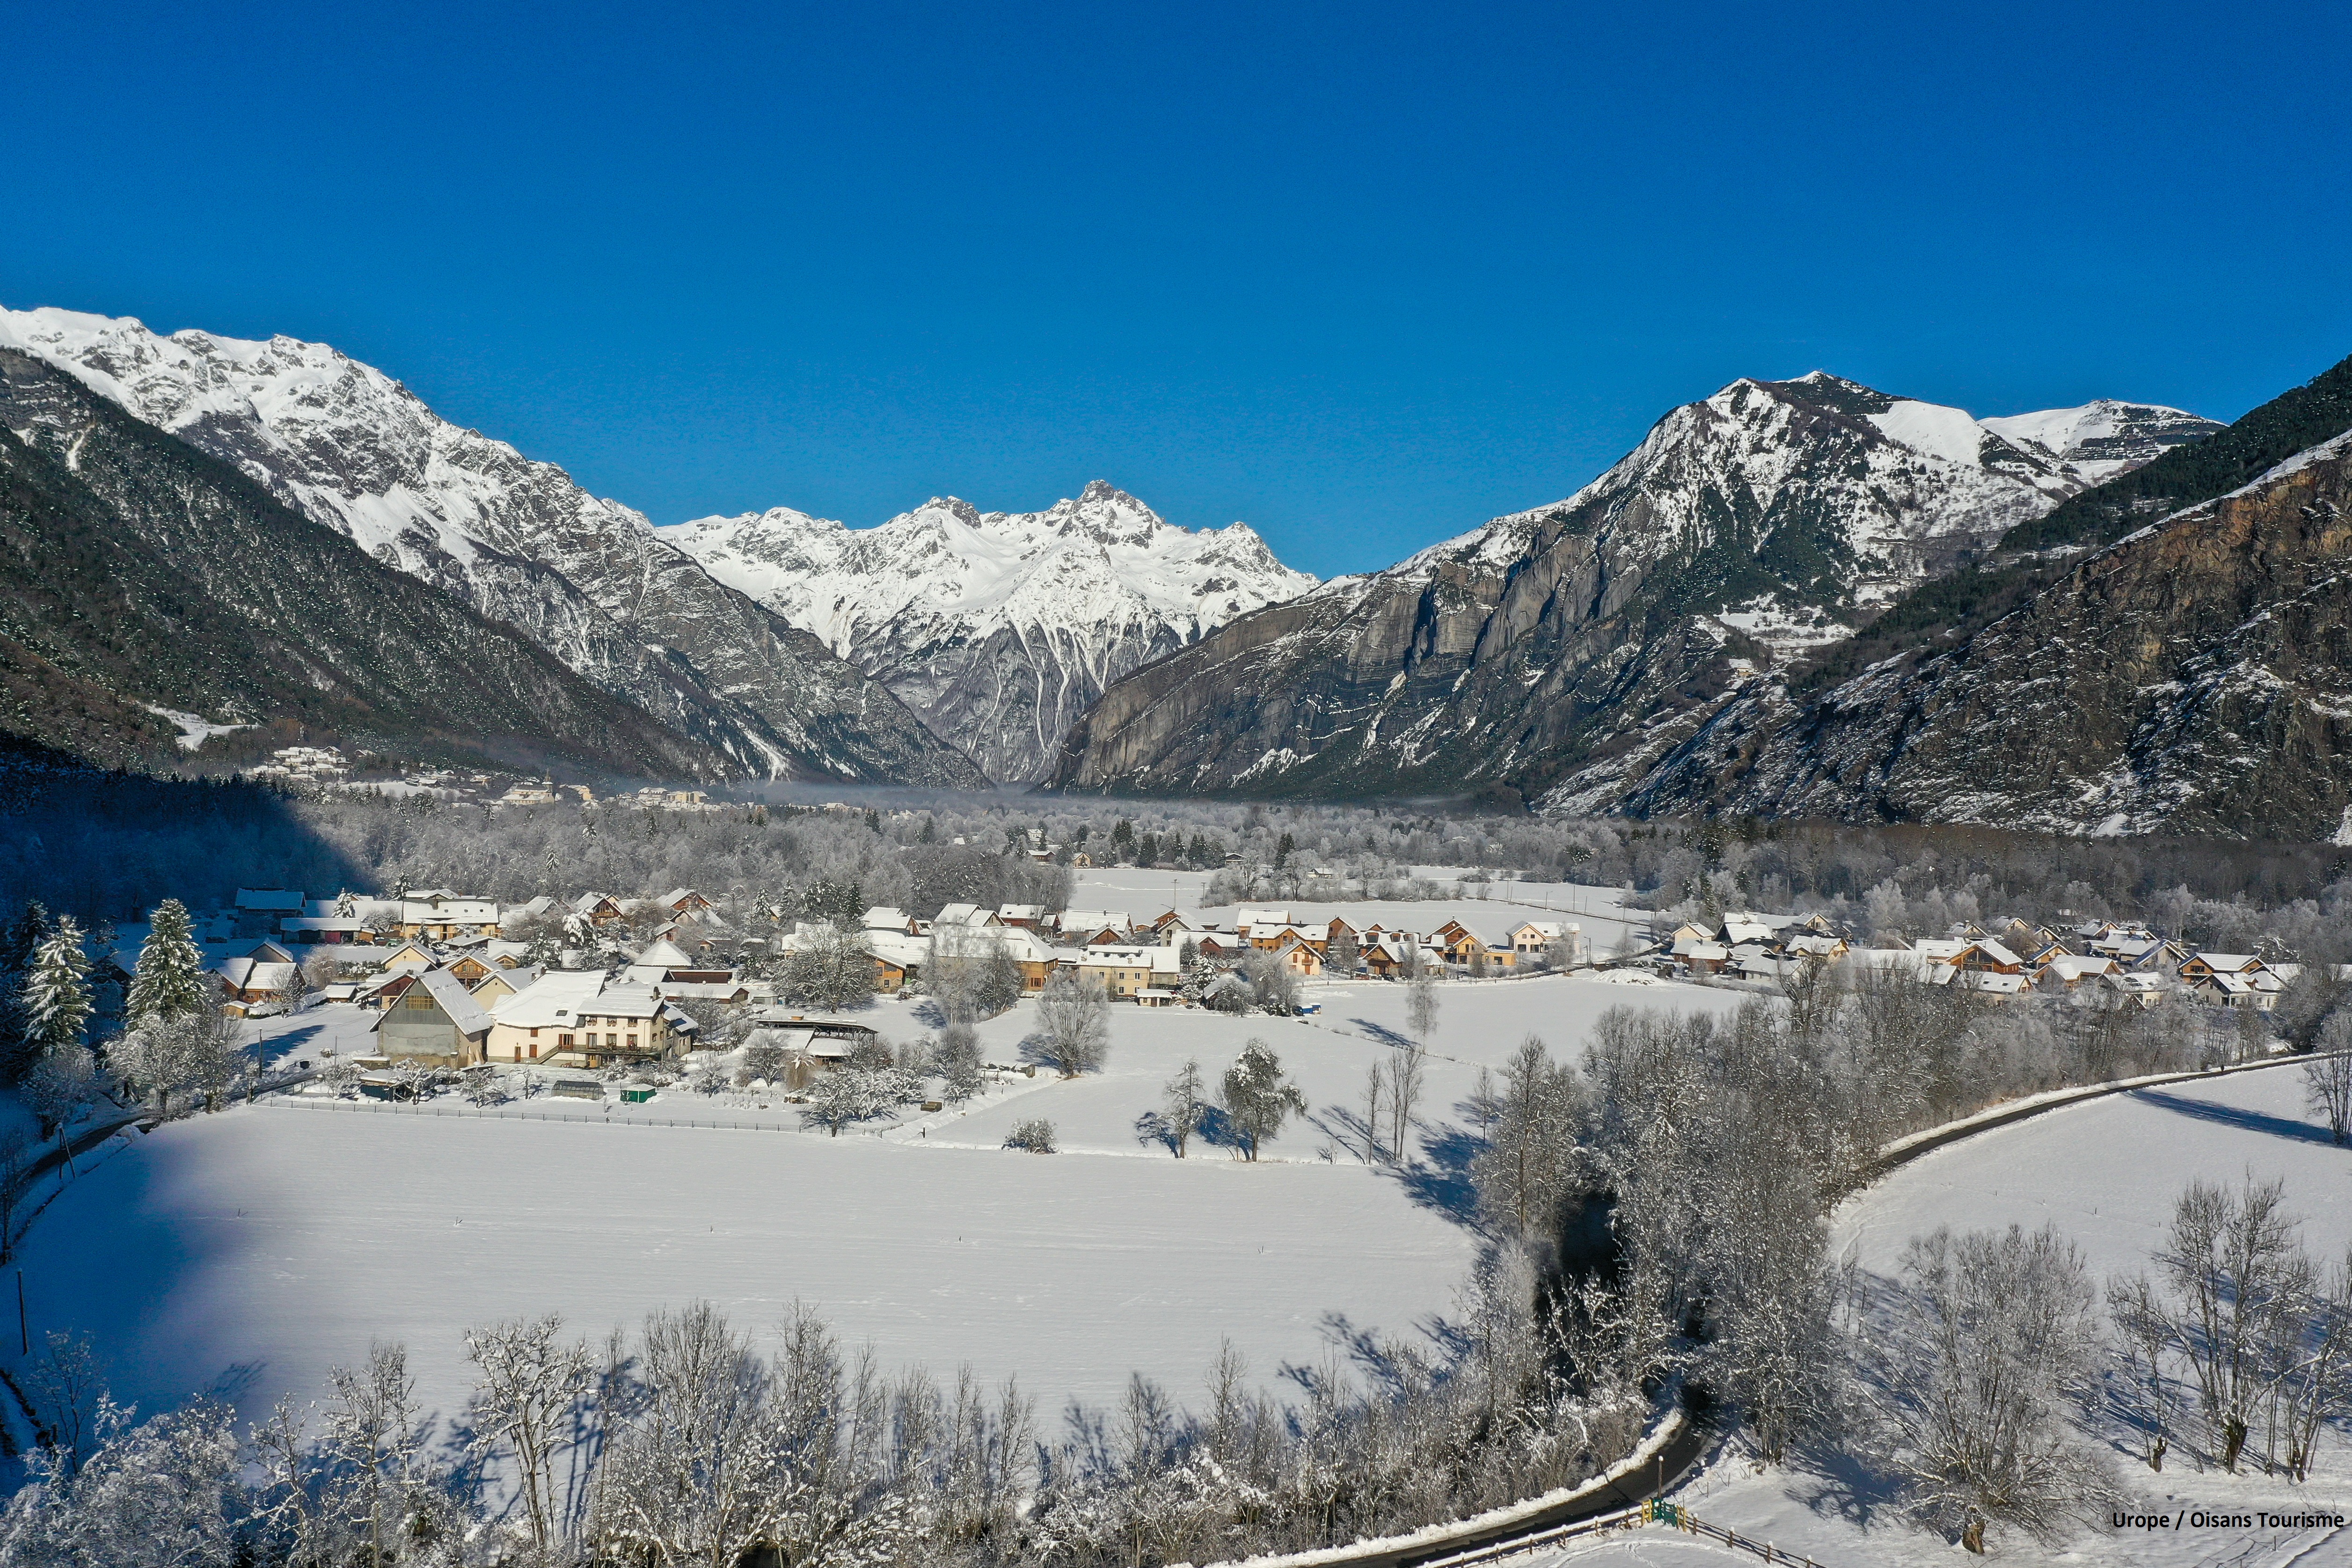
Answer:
404, 995, 432, 1010
606, 1033, 617, 1048
559, 1033, 574, 1048
626, 1036, 637, 1050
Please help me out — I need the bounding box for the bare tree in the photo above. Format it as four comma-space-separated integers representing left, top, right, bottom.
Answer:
1161, 1059, 1205, 1158
1360, 1059, 1385, 1164
1391, 1038, 1426, 1164
2106, 1273, 2178, 1470
1406, 965, 1439, 1046
2303, 1014, 2352, 1145
1878, 1224, 2117, 1552
1036, 970, 1110, 1077
463, 1315, 593, 1553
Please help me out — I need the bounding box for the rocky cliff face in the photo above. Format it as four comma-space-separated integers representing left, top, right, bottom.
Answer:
667, 481, 1314, 781
0, 307, 985, 787
0, 350, 727, 778
1595, 431, 2352, 841
1047, 372, 2144, 799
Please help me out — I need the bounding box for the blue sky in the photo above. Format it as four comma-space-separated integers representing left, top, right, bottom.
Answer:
7, 0, 2347, 576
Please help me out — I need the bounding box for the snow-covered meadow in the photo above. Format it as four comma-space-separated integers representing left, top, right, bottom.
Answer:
1602, 1063, 2352, 1568
19, 952, 1740, 1443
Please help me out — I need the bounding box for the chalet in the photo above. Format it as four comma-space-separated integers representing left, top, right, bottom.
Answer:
280, 917, 368, 945
1781, 933, 1848, 963
1191, 932, 1243, 959
442, 952, 498, 984
1270, 930, 1324, 977
2180, 952, 2264, 983
1052, 909, 1122, 940
357, 971, 421, 1010
1080, 944, 1178, 999
935, 903, 1001, 930
487, 975, 687, 1067
570, 893, 627, 927
1067, 921, 1132, 948
862, 929, 929, 992
993, 926, 1063, 992
501, 895, 556, 927
216, 955, 297, 1011
2103, 971, 2169, 1008
1150, 910, 1195, 937
623, 938, 700, 984
373, 968, 494, 1068
235, 889, 307, 918
744, 1017, 881, 1089
1511, 921, 1563, 955
377, 940, 438, 972
996, 904, 1044, 928
1234, 908, 1293, 939
2039, 955, 2120, 993
396, 897, 501, 940
1363, 936, 1439, 980
2192, 969, 2283, 1011
1326, 917, 1363, 948
658, 889, 714, 917
861, 907, 920, 936
238, 939, 299, 965
1682, 941, 1729, 976
467, 965, 538, 1006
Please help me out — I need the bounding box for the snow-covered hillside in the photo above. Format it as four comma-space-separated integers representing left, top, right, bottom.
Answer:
667, 481, 1315, 781
0, 306, 984, 786
1049, 370, 2218, 798
1983, 397, 2222, 483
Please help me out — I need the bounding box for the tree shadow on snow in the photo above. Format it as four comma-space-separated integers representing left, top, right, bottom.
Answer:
1349, 1019, 1415, 1050
1303, 1103, 1487, 1232
2126, 1087, 2339, 1147
253, 1022, 327, 1069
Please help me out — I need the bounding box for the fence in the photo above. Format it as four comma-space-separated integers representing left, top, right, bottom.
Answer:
262, 1097, 802, 1134
1406, 1502, 1824, 1568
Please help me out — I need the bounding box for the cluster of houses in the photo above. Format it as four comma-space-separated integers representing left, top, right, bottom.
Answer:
854, 903, 1598, 1005
193, 886, 898, 1089
1660, 911, 2303, 1010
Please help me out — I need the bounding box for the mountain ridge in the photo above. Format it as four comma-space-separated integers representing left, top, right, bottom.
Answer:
1045, 371, 2215, 802
0, 306, 986, 788
666, 480, 1316, 781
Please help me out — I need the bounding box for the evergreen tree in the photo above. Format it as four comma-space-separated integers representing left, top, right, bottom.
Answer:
125, 899, 209, 1026
0, 902, 49, 1083
21, 917, 92, 1059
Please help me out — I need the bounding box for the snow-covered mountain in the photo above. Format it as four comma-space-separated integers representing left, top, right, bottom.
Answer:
1981, 399, 2221, 483
666, 482, 1315, 781
1047, 372, 2215, 799
0, 307, 985, 786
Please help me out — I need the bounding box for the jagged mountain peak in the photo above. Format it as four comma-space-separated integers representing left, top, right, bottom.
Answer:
0, 304, 985, 787
664, 481, 1315, 781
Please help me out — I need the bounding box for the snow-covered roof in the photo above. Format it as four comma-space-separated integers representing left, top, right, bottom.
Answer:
489, 970, 610, 1028
633, 938, 695, 968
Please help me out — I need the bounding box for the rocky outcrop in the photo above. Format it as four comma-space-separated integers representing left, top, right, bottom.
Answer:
1048, 372, 2124, 799
1602, 432, 2352, 840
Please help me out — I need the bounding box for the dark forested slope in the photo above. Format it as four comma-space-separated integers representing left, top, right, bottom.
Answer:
0, 349, 731, 778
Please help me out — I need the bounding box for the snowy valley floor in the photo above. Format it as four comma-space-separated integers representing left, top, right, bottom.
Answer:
15, 963, 1740, 1442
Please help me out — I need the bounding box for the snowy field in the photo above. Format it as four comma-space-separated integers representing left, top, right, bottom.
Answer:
1621, 1063, 2352, 1568
16, 966, 1739, 1444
